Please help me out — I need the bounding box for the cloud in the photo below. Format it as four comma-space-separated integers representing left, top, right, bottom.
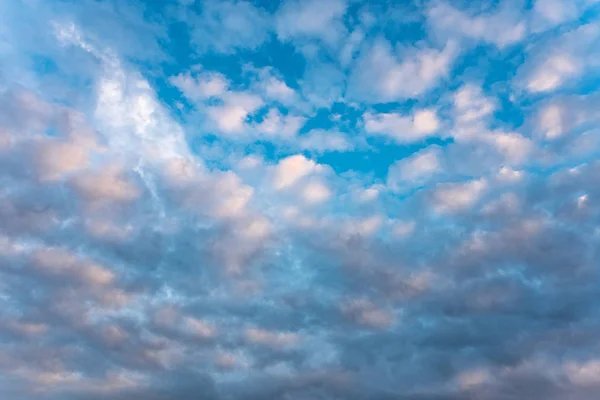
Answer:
453, 84, 496, 125
207, 92, 264, 134
271, 154, 323, 190
516, 23, 600, 93
363, 109, 441, 143
340, 298, 395, 330
299, 129, 354, 152
431, 178, 488, 213
349, 38, 457, 102
3, 1, 600, 399
301, 180, 332, 204
387, 146, 442, 191
531, 0, 600, 32
188, 0, 271, 54
170, 71, 229, 101
253, 108, 305, 139
427, 1, 527, 48
275, 0, 348, 47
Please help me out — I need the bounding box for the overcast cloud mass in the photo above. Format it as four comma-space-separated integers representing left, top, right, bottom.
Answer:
1, 0, 600, 399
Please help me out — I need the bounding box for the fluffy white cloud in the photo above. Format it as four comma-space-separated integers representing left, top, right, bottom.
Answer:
527, 54, 581, 93
388, 146, 441, 191
272, 154, 322, 190
275, 0, 347, 46
349, 38, 457, 102
254, 108, 305, 139
170, 70, 229, 100
453, 84, 496, 125
299, 129, 353, 152
207, 92, 264, 134
427, 1, 526, 48
431, 178, 488, 213
518, 23, 600, 93
364, 109, 441, 143
531, 0, 599, 31
301, 180, 332, 204
189, 0, 271, 54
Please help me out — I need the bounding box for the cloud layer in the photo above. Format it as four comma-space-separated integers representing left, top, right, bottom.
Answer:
1, 0, 600, 399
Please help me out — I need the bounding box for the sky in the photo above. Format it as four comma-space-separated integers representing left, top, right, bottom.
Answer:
1, 0, 600, 399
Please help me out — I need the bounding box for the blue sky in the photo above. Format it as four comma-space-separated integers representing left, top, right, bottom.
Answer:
1, 0, 600, 399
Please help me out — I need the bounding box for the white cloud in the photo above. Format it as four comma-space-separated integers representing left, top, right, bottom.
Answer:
492, 132, 533, 164
189, 0, 271, 54
299, 129, 353, 152
364, 109, 441, 143
94, 58, 191, 164
339, 28, 365, 67
207, 92, 263, 134
355, 186, 380, 203
272, 154, 321, 190
497, 166, 524, 183
254, 108, 305, 139
275, 0, 347, 46
535, 93, 600, 141
450, 84, 532, 167
427, 1, 526, 48
565, 359, 600, 385
71, 163, 140, 204
341, 215, 384, 238
247, 66, 299, 106
262, 76, 295, 103
301, 181, 332, 204
518, 23, 600, 94
350, 38, 456, 102
538, 103, 564, 139
526, 54, 581, 93
392, 220, 416, 238
454, 84, 496, 125
432, 178, 488, 213
210, 172, 255, 219
531, 0, 599, 31
170, 71, 229, 100
300, 61, 345, 108
388, 147, 441, 191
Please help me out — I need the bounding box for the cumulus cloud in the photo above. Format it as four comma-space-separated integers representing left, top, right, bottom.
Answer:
517, 23, 600, 93
431, 178, 488, 213
427, 1, 527, 48
531, 0, 600, 32
188, 0, 271, 54
387, 146, 442, 191
207, 92, 264, 134
275, 0, 348, 47
349, 38, 457, 102
271, 154, 322, 190
299, 129, 354, 152
363, 109, 441, 143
